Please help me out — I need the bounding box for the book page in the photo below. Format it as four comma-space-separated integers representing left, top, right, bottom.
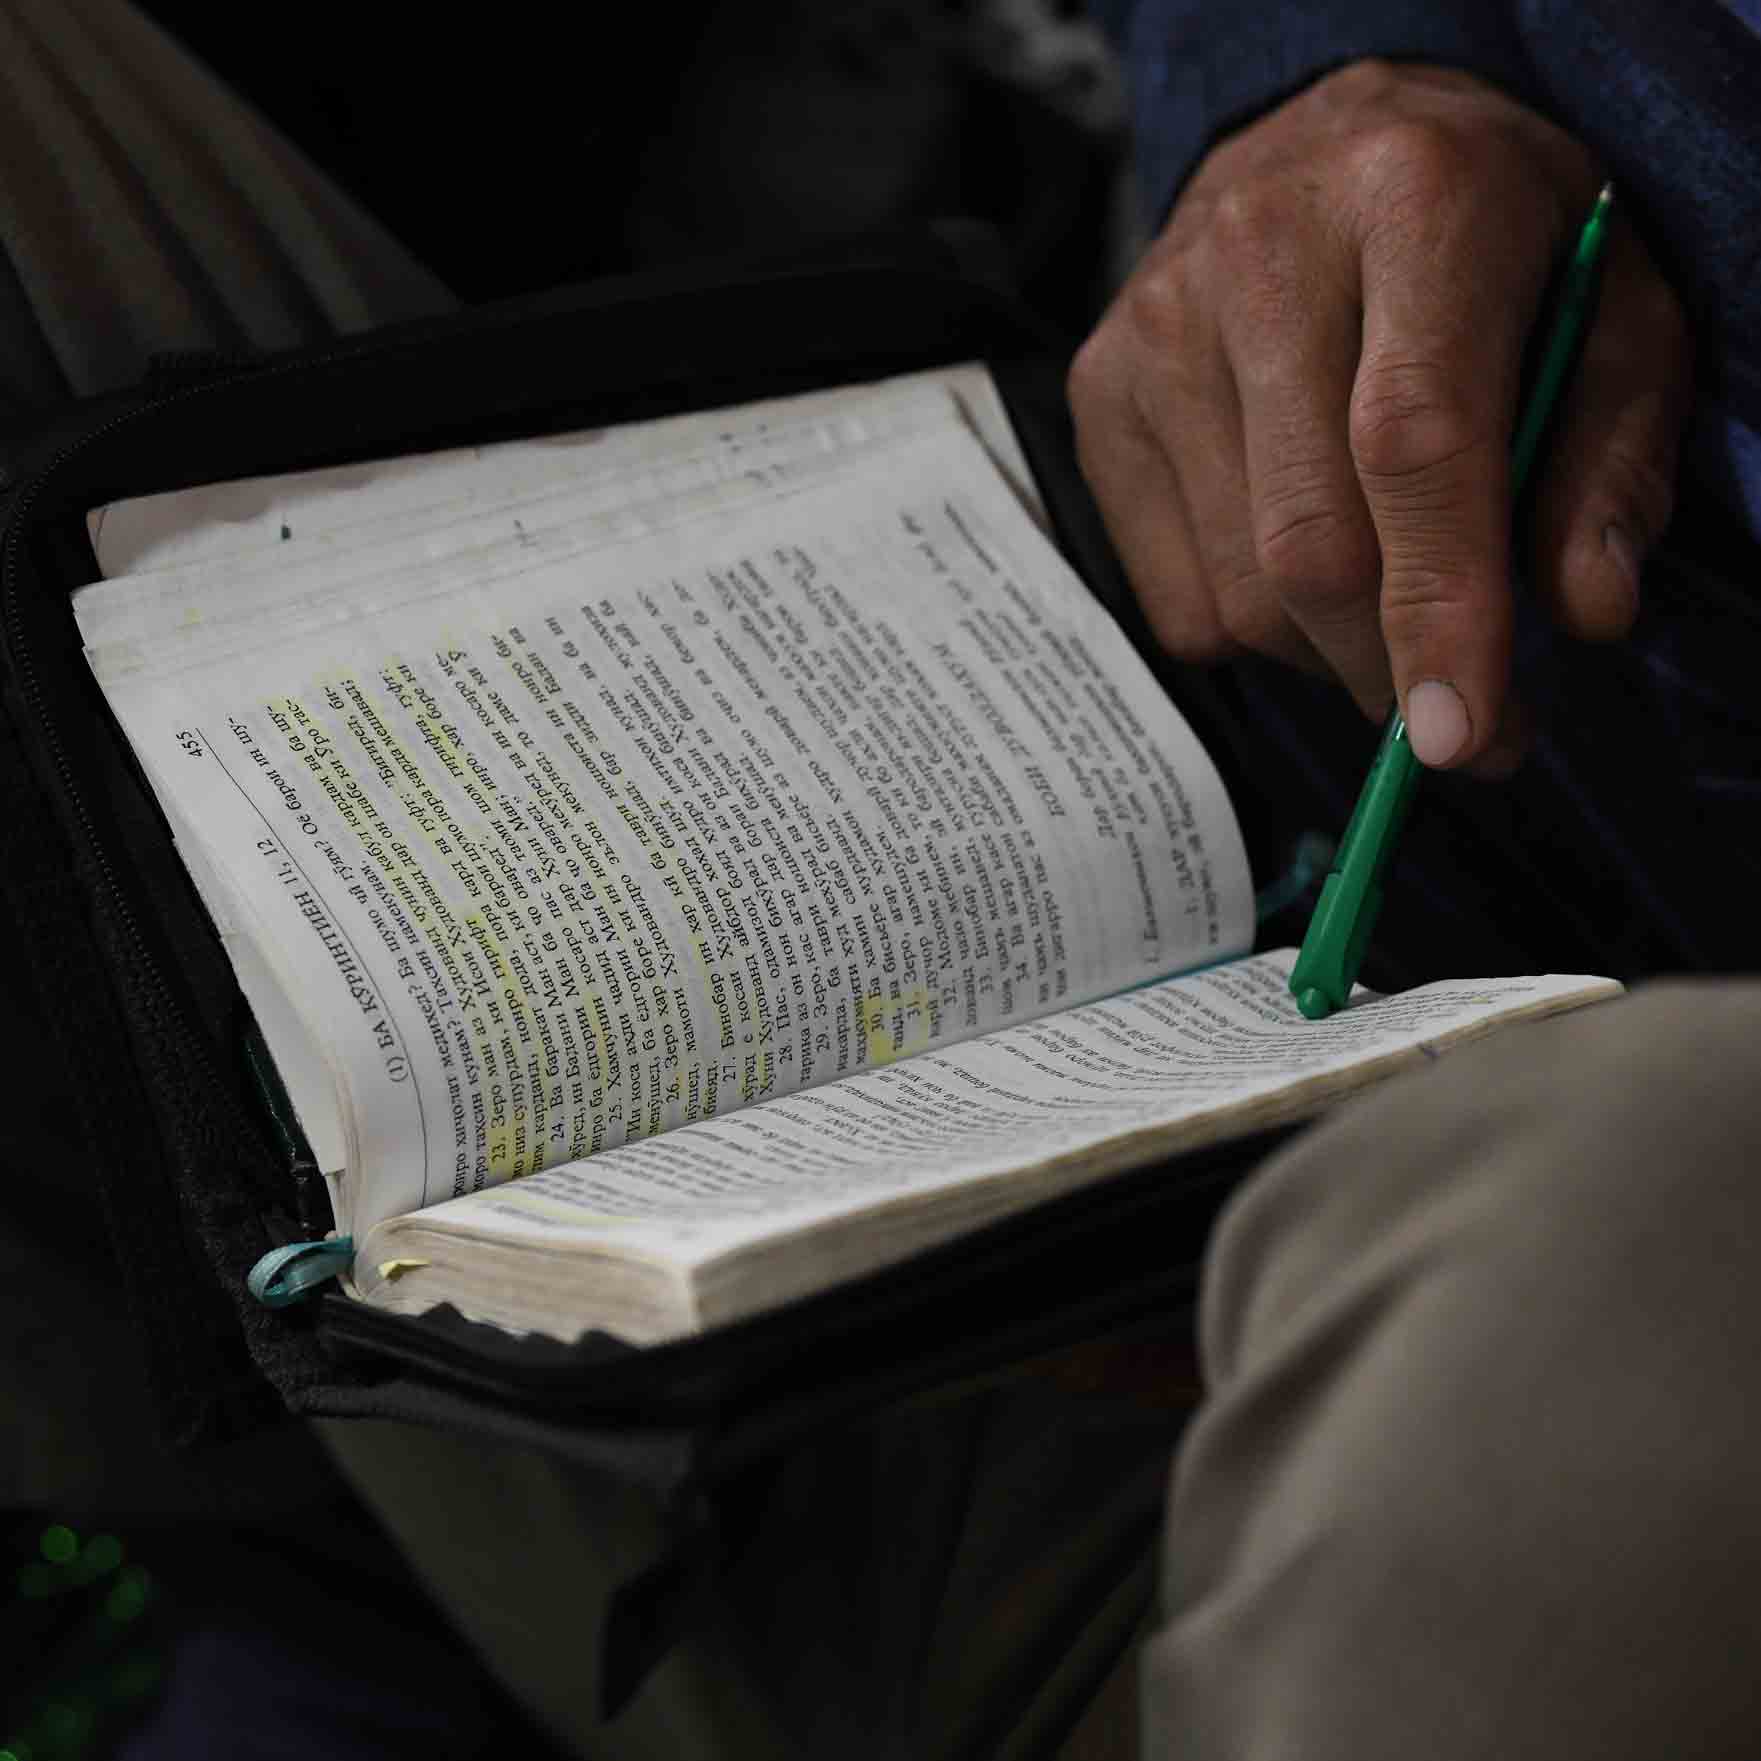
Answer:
83, 364, 1042, 581
86, 412, 1251, 1238
365, 953, 1617, 1327
78, 391, 969, 674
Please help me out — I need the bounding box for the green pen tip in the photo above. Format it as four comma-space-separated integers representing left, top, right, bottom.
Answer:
1295, 987, 1334, 1021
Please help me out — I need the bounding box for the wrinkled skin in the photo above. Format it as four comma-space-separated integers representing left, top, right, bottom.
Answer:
1070, 60, 1692, 772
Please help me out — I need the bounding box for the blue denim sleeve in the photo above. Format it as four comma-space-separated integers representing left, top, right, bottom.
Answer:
1103, 1, 1538, 224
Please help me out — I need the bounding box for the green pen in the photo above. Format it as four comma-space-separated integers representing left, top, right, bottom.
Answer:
1288, 180, 1616, 1021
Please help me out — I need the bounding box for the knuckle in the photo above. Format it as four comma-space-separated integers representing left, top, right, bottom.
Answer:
1377, 566, 1489, 658
1164, 182, 1217, 243
1599, 438, 1677, 538
1380, 115, 1466, 183
1379, 563, 1472, 615
1122, 258, 1200, 354
1065, 330, 1112, 420
1349, 116, 1468, 209
1348, 359, 1485, 482
1255, 495, 1376, 612
1319, 56, 1400, 106
1208, 180, 1281, 259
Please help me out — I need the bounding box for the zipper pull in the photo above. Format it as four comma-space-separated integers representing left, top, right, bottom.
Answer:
248, 1235, 354, 1307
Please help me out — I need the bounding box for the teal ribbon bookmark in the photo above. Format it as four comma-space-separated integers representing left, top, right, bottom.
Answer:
248, 1236, 355, 1307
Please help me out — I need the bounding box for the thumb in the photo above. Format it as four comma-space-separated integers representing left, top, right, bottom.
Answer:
1530, 226, 1692, 643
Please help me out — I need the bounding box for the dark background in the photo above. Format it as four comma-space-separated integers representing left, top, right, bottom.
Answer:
134, 0, 1130, 329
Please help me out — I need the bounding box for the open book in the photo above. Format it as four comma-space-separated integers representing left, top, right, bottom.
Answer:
77, 366, 1618, 1344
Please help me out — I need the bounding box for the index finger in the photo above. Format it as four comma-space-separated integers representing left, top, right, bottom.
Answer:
1347, 150, 1568, 766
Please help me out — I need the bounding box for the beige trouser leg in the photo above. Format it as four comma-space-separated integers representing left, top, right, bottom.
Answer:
1144, 981, 1761, 1759
0, 0, 451, 430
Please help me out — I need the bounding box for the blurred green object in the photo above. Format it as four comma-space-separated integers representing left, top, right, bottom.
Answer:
4, 1517, 165, 1761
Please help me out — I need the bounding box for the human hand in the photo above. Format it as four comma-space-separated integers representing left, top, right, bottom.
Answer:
1069, 60, 1692, 770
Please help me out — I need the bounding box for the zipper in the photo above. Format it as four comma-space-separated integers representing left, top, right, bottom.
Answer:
0, 337, 407, 1231
319, 1253, 1205, 1407
315, 1132, 1257, 1414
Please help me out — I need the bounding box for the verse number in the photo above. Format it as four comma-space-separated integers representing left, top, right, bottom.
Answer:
174, 729, 203, 758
